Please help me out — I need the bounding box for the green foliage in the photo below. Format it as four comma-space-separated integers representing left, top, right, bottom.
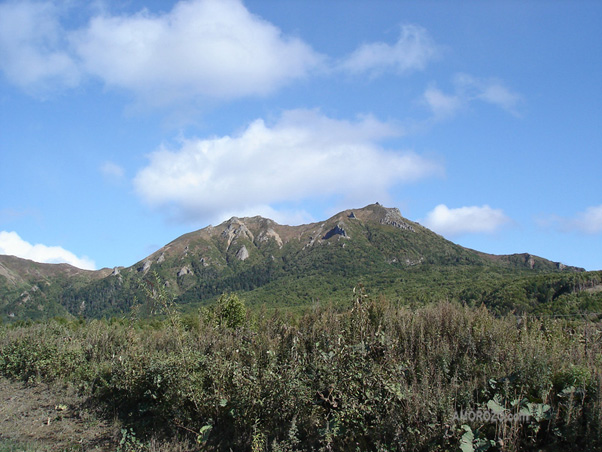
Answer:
211, 293, 247, 329
117, 428, 145, 452
1, 289, 601, 451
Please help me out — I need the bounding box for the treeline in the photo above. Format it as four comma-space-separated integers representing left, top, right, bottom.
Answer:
1, 290, 601, 451
4, 264, 601, 323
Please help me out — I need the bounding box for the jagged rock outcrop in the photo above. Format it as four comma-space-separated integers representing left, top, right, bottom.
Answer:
221, 218, 255, 250
257, 228, 283, 248
323, 224, 348, 240
236, 246, 250, 261
138, 260, 151, 273
526, 255, 536, 269
380, 208, 415, 232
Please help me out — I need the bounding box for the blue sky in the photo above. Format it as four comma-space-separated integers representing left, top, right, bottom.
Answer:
1, 0, 601, 271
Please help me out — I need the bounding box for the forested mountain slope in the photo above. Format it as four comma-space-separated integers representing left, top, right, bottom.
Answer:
2, 204, 599, 320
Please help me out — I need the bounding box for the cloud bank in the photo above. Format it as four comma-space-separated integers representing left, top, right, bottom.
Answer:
423, 204, 510, 236
0, 231, 96, 270
134, 109, 443, 223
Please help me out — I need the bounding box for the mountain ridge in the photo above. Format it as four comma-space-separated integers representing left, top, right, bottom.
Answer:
134, 203, 581, 274
1, 203, 594, 320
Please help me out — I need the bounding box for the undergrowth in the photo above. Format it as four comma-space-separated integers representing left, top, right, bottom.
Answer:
1, 287, 601, 451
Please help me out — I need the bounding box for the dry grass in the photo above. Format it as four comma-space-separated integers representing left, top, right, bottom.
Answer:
0, 378, 116, 451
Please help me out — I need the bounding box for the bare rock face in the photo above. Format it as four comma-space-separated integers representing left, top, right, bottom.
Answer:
380, 208, 415, 232
221, 218, 255, 250
138, 260, 152, 273
257, 228, 283, 248
156, 253, 165, 264
177, 266, 193, 277
236, 245, 250, 261
323, 224, 348, 240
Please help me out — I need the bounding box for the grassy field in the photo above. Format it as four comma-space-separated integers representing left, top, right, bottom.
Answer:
1, 289, 601, 451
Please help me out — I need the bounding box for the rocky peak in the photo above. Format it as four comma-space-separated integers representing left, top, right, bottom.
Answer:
221, 218, 255, 250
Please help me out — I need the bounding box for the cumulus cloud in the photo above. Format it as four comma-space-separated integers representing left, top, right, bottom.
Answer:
423, 73, 522, 119
71, 0, 323, 104
422, 204, 511, 236
0, 1, 80, 93
541, 205, 602, 234
0, 0, 323, 104
0, 2, 442, 105
0, 231, 96, 270
134, 109, 442, 223
339, 24, 438, 75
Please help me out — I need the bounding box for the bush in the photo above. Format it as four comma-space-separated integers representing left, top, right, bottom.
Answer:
1, 293, 601, 451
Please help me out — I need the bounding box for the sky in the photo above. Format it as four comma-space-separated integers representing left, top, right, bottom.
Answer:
0, 0, 601, 272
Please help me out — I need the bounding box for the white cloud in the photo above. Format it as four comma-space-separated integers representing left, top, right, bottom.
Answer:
477, 81, 522, 112
0, 0, 323, 103
422, 204, 511, 236
542, 205, 602, 234
72, 0, 323, 104
0, 231, 96, 270
134, 109, 443, 223
454, 73, 522, 114
423, 85, 463, 119
339, 24, 438, 75
0, 3, 440, 104
0, 1, 80, 94
423, 73, 522, 119
571, 205, 602, 234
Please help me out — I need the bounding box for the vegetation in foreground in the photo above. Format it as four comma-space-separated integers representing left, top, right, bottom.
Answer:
1, 287, 601, 451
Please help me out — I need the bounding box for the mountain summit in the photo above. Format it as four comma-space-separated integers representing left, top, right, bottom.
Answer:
134, 203, 574, 276
0, 204, 588, 320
